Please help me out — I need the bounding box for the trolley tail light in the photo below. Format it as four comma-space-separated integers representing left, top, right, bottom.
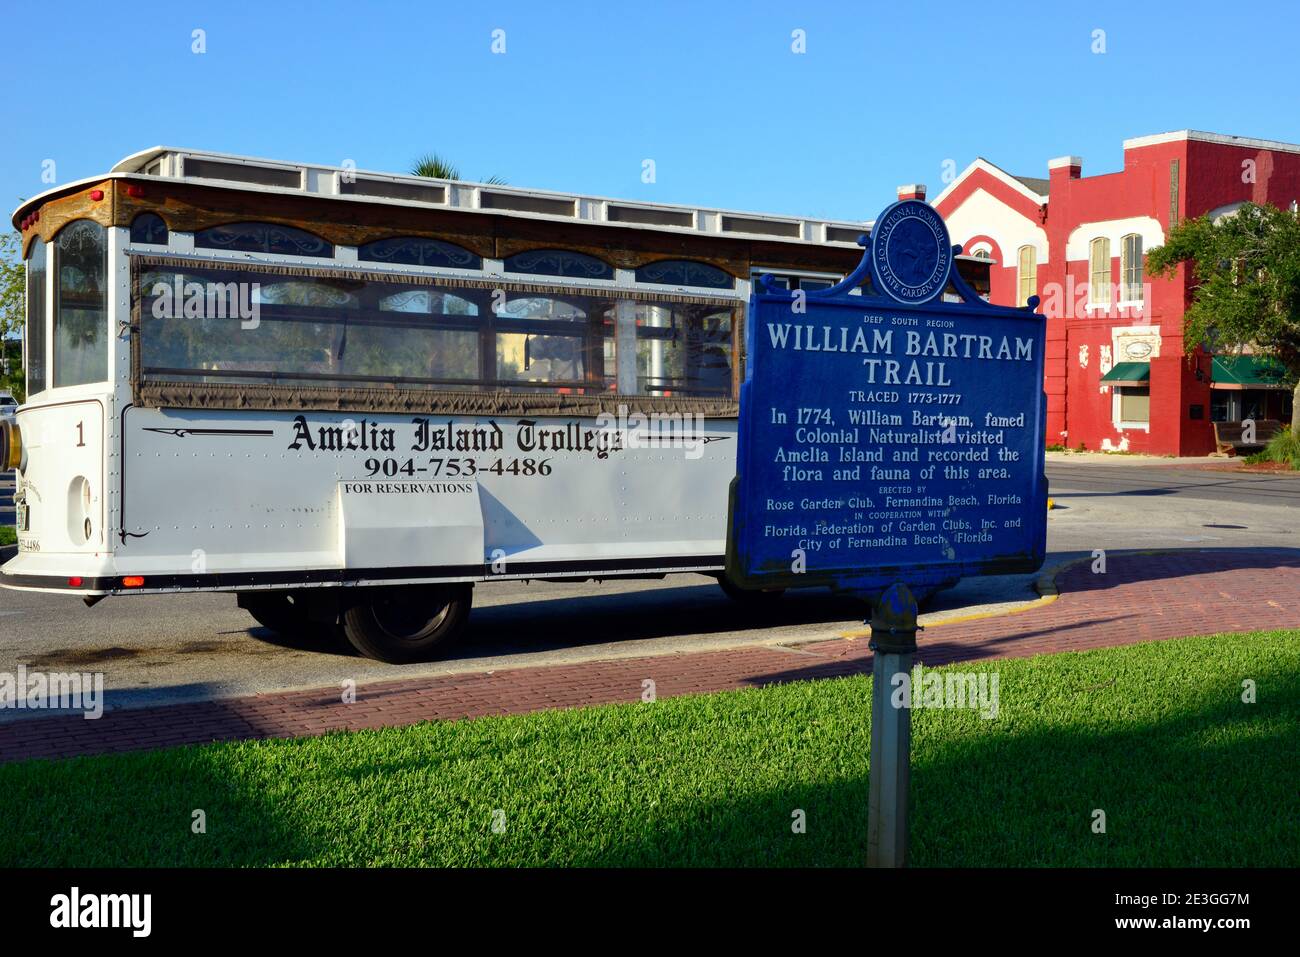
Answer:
121, 576, 146, 588
0, 418, 22, 471
68, 577, 84, 588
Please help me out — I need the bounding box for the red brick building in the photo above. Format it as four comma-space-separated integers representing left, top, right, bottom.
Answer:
930, 130, 1300, 455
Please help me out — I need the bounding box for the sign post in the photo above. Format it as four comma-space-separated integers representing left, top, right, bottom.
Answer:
725, 199, 1048, 864
866, 582, 918, 868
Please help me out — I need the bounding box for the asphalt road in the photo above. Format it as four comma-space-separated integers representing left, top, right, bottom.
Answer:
1044, 460, 1300, 551
1, 459, 1296, 716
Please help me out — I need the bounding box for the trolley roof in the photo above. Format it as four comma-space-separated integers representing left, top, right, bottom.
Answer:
14, 146, 876, 249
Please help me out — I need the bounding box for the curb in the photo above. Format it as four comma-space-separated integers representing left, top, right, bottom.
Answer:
837, 554, 1088, 640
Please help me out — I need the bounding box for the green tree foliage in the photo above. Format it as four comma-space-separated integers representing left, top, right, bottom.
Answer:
0, 232, 21, 339
0, 231, 25, 400
410, 153, 505, 186
1146, 202, 1300, 436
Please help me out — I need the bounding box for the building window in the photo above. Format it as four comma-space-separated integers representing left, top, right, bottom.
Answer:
25, 238, 47, 398
1116, 386, 1150, 428
130, 213, 169, 245
1210, 392, 1236, 423
1016, 246, 1036, 306
195, 222, 334, 257
53, 220, 109, 388
1121, 233, 1143, 302
1089, 237, 1111, 306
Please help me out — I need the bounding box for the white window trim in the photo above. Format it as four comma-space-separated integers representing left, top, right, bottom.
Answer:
1016, 245, 1036, 307
1066, 216, 1163, 262
1120, 233, 1145, 305
1089, 237, 1112, 310
1112, 386, 1151, 432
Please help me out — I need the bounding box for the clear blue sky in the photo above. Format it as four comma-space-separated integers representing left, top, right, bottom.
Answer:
5, 0, 1299, 225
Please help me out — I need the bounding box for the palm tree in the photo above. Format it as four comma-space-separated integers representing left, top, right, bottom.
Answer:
411, 153, 505, 185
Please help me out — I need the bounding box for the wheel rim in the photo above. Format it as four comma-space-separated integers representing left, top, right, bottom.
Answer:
369, 594, 453, 643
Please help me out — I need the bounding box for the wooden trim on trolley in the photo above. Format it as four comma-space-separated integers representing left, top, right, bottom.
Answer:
20, 175, 864, 279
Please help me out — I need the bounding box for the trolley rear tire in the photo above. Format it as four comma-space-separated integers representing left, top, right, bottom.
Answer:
341, 584, 472, 664
241, 591, 338, 642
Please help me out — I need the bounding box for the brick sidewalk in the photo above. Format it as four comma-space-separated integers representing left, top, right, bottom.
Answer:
2, 549, 1298, 764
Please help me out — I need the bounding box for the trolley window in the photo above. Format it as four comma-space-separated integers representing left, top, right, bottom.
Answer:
25, 237, 47, 398
134, 259, 738, 412
53, 220, 108, 388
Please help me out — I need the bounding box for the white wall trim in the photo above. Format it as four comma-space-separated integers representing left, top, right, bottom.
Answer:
930, 158, 1048, 210
944, 186, 1050, 266
1066, 216, 1164, 262
1123, 129, 1300, 156
1206, 201, 1248, 223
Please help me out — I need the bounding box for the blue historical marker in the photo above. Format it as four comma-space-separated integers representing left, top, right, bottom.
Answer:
726, 200, 1047, 598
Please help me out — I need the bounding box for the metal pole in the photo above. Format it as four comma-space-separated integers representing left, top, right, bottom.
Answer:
867, 582, 919, 868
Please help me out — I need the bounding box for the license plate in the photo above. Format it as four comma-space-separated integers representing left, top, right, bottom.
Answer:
16, 503, 28, 532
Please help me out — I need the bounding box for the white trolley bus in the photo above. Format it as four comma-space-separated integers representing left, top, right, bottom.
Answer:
1, 148, 988, 661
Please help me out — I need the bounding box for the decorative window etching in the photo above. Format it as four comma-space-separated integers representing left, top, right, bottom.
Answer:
634, 259, 734, 289
358, 237, 482, 270
195, 222, 335, 257
503, 249, 614, 280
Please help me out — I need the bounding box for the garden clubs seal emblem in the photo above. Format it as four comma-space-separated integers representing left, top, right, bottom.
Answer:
869, 199, 954, 305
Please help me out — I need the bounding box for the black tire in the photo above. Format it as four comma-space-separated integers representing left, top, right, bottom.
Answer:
241, 591, 337, 641
717, 573, 786, 604
341, 584, 472, 664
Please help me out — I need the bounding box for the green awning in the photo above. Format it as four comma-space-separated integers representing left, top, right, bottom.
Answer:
1211, 355, 1292, 389
1100, 361, 1150, 385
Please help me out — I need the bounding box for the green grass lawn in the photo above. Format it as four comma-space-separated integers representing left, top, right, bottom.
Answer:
2, 630, 1296, 867
0, 526, 14, 547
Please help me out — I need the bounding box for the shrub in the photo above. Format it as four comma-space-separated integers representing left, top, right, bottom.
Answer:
1245, 428, 1300, 469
